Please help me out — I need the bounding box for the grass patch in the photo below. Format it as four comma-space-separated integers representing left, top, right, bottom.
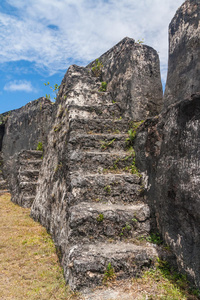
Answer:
0, 193, 81, 300
88, 259, 200, 299
132, 258, 200, 300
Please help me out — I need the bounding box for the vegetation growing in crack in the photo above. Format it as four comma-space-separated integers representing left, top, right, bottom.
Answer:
136, 39, 144, 44
96, 213, 104, 222
91, 59, 103, 77
99, 81, 107, 92
100, 138, 116, 151
126, 120, 144, 148
36, 142, 43, 152
54, 162, 63, 173
57, 104, 64, 118
146, 233, 163, 245
120, 223, 132, 236
110, 148, 141, 176
104, 185, 111, 194
138, 232, 163, 246
0, 112, 11, 125
103, 262, 116, 283
53, 124, 62, 132
44, 82, 60, 101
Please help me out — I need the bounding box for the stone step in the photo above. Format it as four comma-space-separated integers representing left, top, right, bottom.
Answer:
0, 180, 8, 190
19, 159, 42, 171
19, 150, 43, 160
64, 241, 158, 290
67, 103, 122, 120
69, 173, 143, 205
69, 150, 136, 174
68, 202, 150, 244
19, 181, 38, 196
0, 190, 9, 195
13, 195, 35, 208
18, 169, 40, 182
68, 133, 128, 152
20, 196, 36, 208
69, 118, 131, 135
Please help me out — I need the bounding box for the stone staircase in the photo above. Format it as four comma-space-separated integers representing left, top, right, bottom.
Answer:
0, 152, 8, 194
15, 150, 43, 207
62, 90, 161, 291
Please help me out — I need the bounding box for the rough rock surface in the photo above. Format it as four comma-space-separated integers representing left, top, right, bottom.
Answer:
30, 37, 164, 290
164, 0, 200, 107
135, 93, 200, 288
87, 37, 163, 120
134, 0, 200, 288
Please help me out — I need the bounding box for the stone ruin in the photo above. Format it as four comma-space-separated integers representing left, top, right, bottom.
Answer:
0, 0, 199, 292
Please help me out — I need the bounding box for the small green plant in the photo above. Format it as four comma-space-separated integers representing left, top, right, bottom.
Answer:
104, 185, 111, 194
57, 104, 64, 118
126, 121, 144, 148
100, 138, 115, 150
146, 233, 163, 245
137, 39, 144, 44
103, 262, 116, 283
138, 257, 194, 299
0, 112, 11, 125
93, 198, 100, 202
120, 223, 132, 236
44, 82, 60, 101
132, 217, 138, 223
91, 59, 103, 77
130, 154, 141, 177
36, 142, 43, 152
99, 81, 107, 92
53, 124, 62, 132
190, 288, 200, 297
54, 162, 63, 173
126, 128, 136, 146
96, 213, 104, 222
110, 148, 141, 177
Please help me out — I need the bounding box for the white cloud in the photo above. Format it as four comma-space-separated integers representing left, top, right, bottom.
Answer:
4, 80, 36, 92
0, 0, 184, 82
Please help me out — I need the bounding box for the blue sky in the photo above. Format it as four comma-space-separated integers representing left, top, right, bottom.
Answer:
0, 0, 183, 114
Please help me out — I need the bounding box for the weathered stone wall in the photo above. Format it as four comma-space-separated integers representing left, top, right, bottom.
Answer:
164, 0, 200, 107
135, 93, 200, 288
133, 0, 200, 288
87, 37, 163, 120
2, 97, 53, 164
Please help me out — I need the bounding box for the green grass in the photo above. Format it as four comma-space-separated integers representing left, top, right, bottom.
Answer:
133, 258, 200, 300
0, 193, 81, 300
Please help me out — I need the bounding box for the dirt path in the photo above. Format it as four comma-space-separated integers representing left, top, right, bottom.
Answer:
0, 193, 72, 300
